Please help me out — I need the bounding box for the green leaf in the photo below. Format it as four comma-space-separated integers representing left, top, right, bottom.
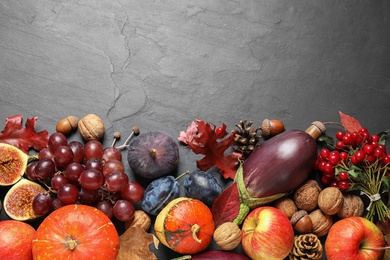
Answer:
378, 130, 390, 145
318, 135, 335, 148
382, 175, 390, 193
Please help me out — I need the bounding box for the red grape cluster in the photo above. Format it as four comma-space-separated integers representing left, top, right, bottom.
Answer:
316, 127, 390, 190
28, 132, 144, 223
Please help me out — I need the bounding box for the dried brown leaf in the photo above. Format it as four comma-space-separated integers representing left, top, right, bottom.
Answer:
117, 226, 158, 260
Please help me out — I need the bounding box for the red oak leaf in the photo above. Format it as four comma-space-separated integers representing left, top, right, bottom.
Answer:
183, 119, 242, 180
0, 114, 49, 153
339, 111, 363, 133
211, 183, 240, 227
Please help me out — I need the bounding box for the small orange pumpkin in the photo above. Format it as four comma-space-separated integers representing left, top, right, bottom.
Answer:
32, 204, 120, 260
154, 197, 215, 255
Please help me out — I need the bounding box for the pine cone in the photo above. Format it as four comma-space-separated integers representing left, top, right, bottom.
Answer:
289, 233, 323, 260
232, 120, 261, 158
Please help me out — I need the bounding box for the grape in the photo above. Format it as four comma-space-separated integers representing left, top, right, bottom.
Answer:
141, 175, 180, 215
121, 181, 144, 203
38, 147, 54, 161
113, 199, 135, 222
102, 147, 122, 162
50, 174, 68, 191
32, 192, 52, 215
34, 158, 56, 179
79, 169, 104, 190
183, 170, 223, 208
104, 172, 129, 192
48, 132, 68, 153
52, 198, 63, 210
79, 188, 100, 205
64, 162, 85, 185
84, 140, 104, 161
69, 141, 84, 163
25, 161, 39, 181
85, 158, 103, 172
102, 159, 124, 177
96, 201, 113, 219
54, 145, 74, 170
58, 183, 79, 205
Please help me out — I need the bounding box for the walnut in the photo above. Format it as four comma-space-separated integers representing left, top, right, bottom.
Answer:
78, 114, 105, 141
274, 197, 298, 219
293, 179, 322, 211
317, 187, 344, 215
124, 210, 151, 232
309, 209, 333, 237
213, 222, 242, 250
337, 194, 364, 219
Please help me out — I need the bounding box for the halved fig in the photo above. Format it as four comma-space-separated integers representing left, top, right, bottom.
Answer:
3, 178, 46, 221
127, 131, 179, 179
0, 143, 29, 186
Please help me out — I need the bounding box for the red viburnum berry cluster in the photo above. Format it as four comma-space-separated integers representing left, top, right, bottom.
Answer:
316, 127, 390, 191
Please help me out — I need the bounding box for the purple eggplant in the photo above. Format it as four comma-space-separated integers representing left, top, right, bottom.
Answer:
212, 121, 326, 225
171, 250, 250, 260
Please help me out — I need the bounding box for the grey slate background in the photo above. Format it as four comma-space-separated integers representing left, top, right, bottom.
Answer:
1, 0, 390, 259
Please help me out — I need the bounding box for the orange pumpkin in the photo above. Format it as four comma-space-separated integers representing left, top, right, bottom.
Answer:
32, 204, 120, 260
154, 197, 215, 254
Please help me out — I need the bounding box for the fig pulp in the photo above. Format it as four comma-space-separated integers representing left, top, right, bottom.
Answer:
3, 178, 46, 221
0, 143, 28, 186
127, 131, 179, 179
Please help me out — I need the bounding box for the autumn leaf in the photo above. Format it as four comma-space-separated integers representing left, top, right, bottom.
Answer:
211, 183, 241, 227
117, 226, 158, 260
181, 119, 242, 180
339, 111, 363, 133
178, 121, 198, 144
0, 114, 49, 153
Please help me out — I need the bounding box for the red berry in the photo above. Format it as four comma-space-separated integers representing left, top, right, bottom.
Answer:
371, 134, 379, 142
342, 133, 352, 145
382, 154, 390, 165
361, 131, 370, 141
374, 148, 386, 159
354, 150, 366, 162
324, 171, 335, 179
339, 152, 349, 164
321, 176, 333, 186
320, 148, 330, 159
338, 180, 349, 190
328, 151, 340, 165
335, 131, 345, 141
338, 171, 349, 181
330, 181, 339, 188
335, 141, 345, 150
322, 162, 334, 174
351, 155, 359, 165
378, 144, 387, 154
365, 154, 376, 164
215, 127, 223, 135
363, 144, 374, 155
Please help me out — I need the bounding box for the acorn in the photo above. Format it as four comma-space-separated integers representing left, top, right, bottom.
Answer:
261, 119, 285, 138
56, 116, 78, 135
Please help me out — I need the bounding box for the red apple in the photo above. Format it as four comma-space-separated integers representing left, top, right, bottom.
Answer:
325, 216, 385, 260
241, 206, 294, 260
0, 220, 36, 260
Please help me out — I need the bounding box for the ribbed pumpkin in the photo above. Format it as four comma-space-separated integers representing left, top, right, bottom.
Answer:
154, 197, 215, 254
32, 204, 119, 260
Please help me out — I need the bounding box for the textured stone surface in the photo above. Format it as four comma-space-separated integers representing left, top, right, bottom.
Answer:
1, 1, 390, 258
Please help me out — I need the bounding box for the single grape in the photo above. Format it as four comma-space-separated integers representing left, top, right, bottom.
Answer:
58, 183, 79, 205
25, 161, 39, 181
48, 132, 68, 153
96, 201, 113, 219
102, 147, 122, 162
85, 158, 103, 172
121, 181, 144, 203
104, 172, 129, 192
38, 147, 54, 161
32, 192, 52, 215
79, 169, 104, 190
50, 174, 68, 191
102, 159, 124, 177
64, 162, 85, 185
68, 141, 84, 163
79, 188, 100, 205
52, 198, 63, 211
34, 158, 56, 179
84, 140, 104, 161
113, 199, 135, 222
54, 145, 74, 170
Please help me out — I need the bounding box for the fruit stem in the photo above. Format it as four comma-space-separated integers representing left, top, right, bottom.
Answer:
66, 236, 78, 251
115, 126, 140, 150
191, 224, 202, 243
111, 132, 121, 147
175, 170, 190, 181
150, 148, 157, 158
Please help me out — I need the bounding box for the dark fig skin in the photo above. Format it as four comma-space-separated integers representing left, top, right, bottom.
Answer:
243, 129, 317, 198
127, 131, 179, 179
187, 250, 250, 260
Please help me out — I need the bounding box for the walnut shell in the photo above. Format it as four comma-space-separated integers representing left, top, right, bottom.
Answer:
337, 194, 364, 219
213, 222, 242, 250
309, 209, 333, 237
124, 210, 151, 231
78, 114, 105, 141
293, 179, 322, 211
274, 197, 298, 219
317, 187, 344, 215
